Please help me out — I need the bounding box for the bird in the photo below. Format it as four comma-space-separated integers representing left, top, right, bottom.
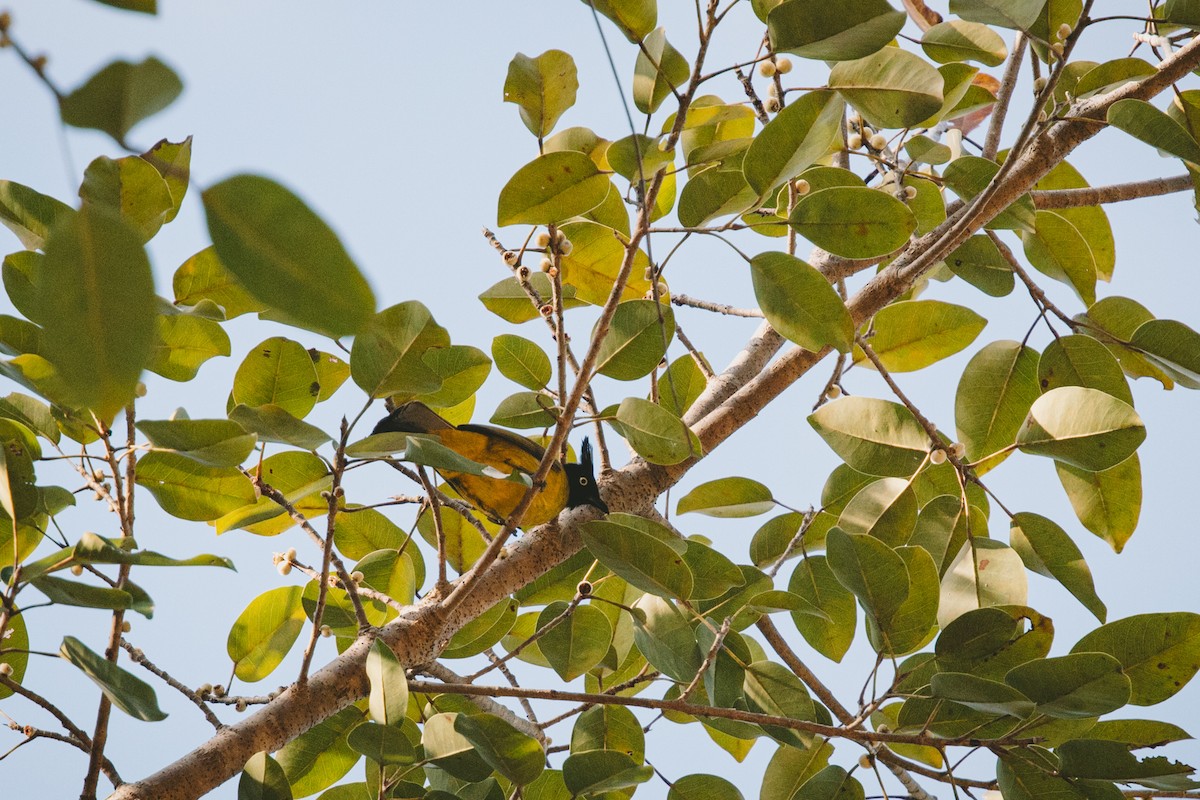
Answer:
372, 401, 608, 527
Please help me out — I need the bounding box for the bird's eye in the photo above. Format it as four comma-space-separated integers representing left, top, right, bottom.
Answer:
578, 477, 589, 486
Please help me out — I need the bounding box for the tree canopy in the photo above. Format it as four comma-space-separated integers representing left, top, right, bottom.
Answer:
1, 1, 1200, 799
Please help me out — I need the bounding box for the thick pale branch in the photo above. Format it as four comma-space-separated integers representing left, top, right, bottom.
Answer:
1032, 173, 1192, 207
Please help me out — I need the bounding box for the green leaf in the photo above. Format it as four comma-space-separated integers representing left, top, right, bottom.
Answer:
936, 605, 1053, 679
930, 671, 1035, 717
668, 774, 744, 800
137, 418, 255, 468
1034, 160, 1115, 280
1130, 319, 1200, 389
503, 50, 578, 138
743, 660, 817, 748
607, 134, 675, 182
173, 246, 264, 318
60, 56, 182, 143
538, 601, 612, 681
60, 635, 166, 721
657, 354, 707, 418
33, 575, 134, 612
808, 396, 929, 477
1022, 210, 1097, 304
826, 528, 909, 631
79, 154, 173, 243
869, 546, 939, 656
366, 640, 408, 726
1005, 653, 1130, 718
492, 334, 552, 390
1107, 98, 1200, 167
422, 713, 495, 782
950, 0, 1045, 31
229, 404, 332, 450
789, 187, 916, 258
455, 712, 545, 785
678, 155, 759, 228
615, 397, 700, 465
942, 156, 1036, 232
1016, 386, 1145, 471
1039, 334, 1133, 405
350, 301, 450, 399
996, 751, 1097, 800
215, 451, 331, 536
1077, 296, 1174, 388
684, 539, 747, 601
594, 300, 674, 380
91, 0, 157, 14
558, 220, 652, 305
485, 391, 555, 429
497, 152, 609, 226
415, 345, 491, 409
140, 136, 191, 223
938, 539, 1028, 627
345, 720, 416, 765
760, 741, 835, 800
630, 594, 702, 682
72, 532, 234, 570
1010, 512, 1106, 621
633, 28, 690, 115
1071, 612, 1200, 705
582, 514, 694, 599
828, 48, 944, 129
1058, 740, 1200, 790
0, 182, 73, 251
0, 611, 28, 698
792, 766, 864, 800
1081, 719, 1193, 748
946, 234, 1015, 296
38, 205, 156, 419
443, 598, 518, 659
232, 336, 320, 419
148, 312, 232, 382
563, 750, 654, 796
1056, 455, 1141, 554
767, 0, 906, 60
572, 705, 646, 764
135, 451, 256, 522
955, 341, 1041, 467
584, 0, 657, 43
856, 300, 986, 372
744, 91, 844, 198
750, 252, 853, 353
227, 586, 306, 682
239, 751, 292, 800
677, 477, 774, 517
922, 20, 1008, 65
203, 174, 376, 337
838, 477, 917, 547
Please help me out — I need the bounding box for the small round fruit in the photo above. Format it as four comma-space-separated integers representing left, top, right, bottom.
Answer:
759, 60, 777, 78
559, 238, 573, 256
847, 132, 863, 150
0, 662, 13, 676
869, 132, 888, 151
70, 563, 84, 576
502, 250, 519, 266
930, 448, 947, 465
535, 231, 552, 248
776, 57, 793, 74
792, 178, 810, 195
765, 97, 781, 113
539, 257, 553, 272
950, 442, 967, 459
827, 385, 842, 399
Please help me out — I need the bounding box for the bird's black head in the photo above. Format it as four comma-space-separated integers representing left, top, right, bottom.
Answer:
564, 438, 608, 514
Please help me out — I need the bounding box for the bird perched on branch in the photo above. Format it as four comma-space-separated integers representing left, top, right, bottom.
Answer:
372, 401, 608, 527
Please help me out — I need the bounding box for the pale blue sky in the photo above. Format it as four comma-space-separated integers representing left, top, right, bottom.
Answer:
1, 1, 1198, 797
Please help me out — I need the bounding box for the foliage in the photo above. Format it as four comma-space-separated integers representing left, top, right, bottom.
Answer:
1, 1, 1200, 799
